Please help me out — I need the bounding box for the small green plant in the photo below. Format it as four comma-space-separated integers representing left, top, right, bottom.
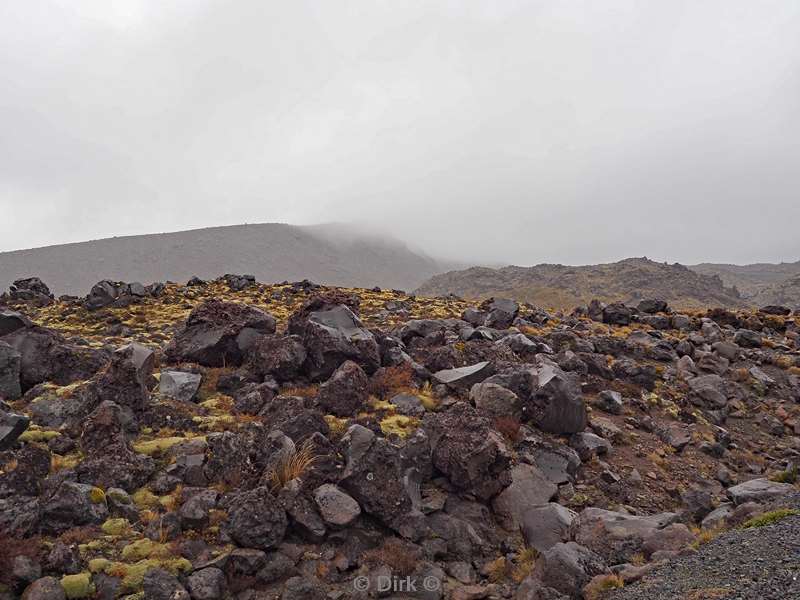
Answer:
741, 508, 800, 529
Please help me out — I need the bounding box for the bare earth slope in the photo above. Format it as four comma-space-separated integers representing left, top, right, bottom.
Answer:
416, 257, 747, 310
0, 223, 451, 295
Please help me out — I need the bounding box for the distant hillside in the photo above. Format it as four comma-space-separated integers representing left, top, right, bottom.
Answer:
749, 273, 800, 309
690, 261, 800, 301
415, 257, 748, 309
0, 223, 454, 296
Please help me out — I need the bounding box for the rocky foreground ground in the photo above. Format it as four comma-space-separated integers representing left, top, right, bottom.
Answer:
1, 275, 800, 600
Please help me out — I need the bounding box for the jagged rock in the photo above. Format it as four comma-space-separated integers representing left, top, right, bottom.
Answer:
39, 481, 108, 534
120, 342, 155, 387
245, 334, 307, 382
595, 390, 623, 415
281, 576, 326, 600
0, 411, 29, 450
317, 360, 368, 417
433, 361, 495, 391
640, 523, 695, 558
223, 273, 256, 291
1, 320, 108, 392
726, 478, 795, 505
226, 486, 288, 550
0, 341, 22, 400
313, 484, 361, 526
529, 358, 587, 434
21, 577, 66, 600
390, 393, 425, 416
143, 568, 190, 600
637, 299, 668, 314
602, 303, 633, 325
288, 301, 379, 380
186, 567, 226, 600
701, 504, 734, 529
571, 507, 678, 563
469, 382, 521, 418
159, 370, 202, 402
520, 503, 577, 552
687, 374, 729, 408
180, 489, 219, 530
734, 329, 762, 348
492, 464, 558, 530
569, 432, 610, 461
424, 403, 512, 500
515, 578, 569, 600
165, 299, 276, 367
532, 542, 608, 598
9, 277, 54, 306
483, 298, 519, 329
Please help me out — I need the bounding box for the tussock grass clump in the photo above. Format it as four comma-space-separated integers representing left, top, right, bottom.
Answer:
770, 466, 798, 484
583, 574, 624, 600
363, 538, 422, 576
742, 508, 800, 529
266, 439, 318, 492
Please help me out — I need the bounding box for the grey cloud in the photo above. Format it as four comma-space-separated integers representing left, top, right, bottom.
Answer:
1, 0, 799, 265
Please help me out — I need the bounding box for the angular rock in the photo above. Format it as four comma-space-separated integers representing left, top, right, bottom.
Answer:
143, 568, 190, 600
595, 390, 623, 415
159, 371, 202, 402
0, 411, 30, 450
520, 503, 577, 552
21, 576, 66, 600
529, 359, 587, 434
165, 299, 276, 367
226, 486, 288, 550
424, 403, 511, 500
492, 464, 558, 530
288, 301, 379, 380
532, 542, 608, 598
433, 361, 495, 392
186, 567, 226, 600
313, 484, 361, 526
483, 298, 519, 329
469, 382, 521, 419
317, 360, 368, 417
726, 478, 795, 505
245, 334, 307, 383
569, 432, 610, 461
39, 481, 108, 535
0, 341, 22, 400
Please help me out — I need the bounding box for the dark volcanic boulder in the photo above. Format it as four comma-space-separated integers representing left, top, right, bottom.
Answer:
0, 341, 22, 400
433, 361, 495, 392
529, 359, 587, 434
165, 299, 276, 367
226, 486, 288, 550
9, 277, 54, 306
317, 360, 368, 417
288, 302, 379, 381
532, 542, 608, 598
0, 410, 30, 451
39, 480, 109, 534
1, 320, 109, 392
245, 334, 307, 383
482, 298, 519, 329
423, 402, 512, 499
602, 303, 633, 325
637, 299, 668, 314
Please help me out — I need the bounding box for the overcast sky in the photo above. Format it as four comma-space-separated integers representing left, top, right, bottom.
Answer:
1, 1, 799, 265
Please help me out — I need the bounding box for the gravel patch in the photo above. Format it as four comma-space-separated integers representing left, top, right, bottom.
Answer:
611, 514, 800, 600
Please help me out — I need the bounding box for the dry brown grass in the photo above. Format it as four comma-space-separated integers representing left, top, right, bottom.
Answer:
511, 547, 539, 583
266, 439, 318, 492
362, 538, 421, 576
493, 416, 523, 444
583, 574, 624, 600
485, 556, 512, 583
281, 384, 319, 398
368, 365, 414, 400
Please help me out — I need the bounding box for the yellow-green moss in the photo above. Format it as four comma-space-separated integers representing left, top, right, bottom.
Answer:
742, 508, 800, 529
132, 437, 186, 456
61, 572, 95, 598
88, 558, 111, 573
89, 487, 106, 504
101, 518, 131, 536
380, 415, 419, 438
132, 488, 159, 509
121, 538, 169, 562
106, 557, 192, 592
18, 428, 61, 443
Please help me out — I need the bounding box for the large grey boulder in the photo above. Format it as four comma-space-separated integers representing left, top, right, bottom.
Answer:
532, 542, 608, 598
520, 503, 577, 552
245, 334, 307, 382
0, 341, 22, 400
726, 478, 795, 505
529, 358, 587, 434
21, 576, 66, 600
186, 567, 226, 600
492, 464, 558, 530
571, 507, 678, 564
317, 360, 368, 417
165, 299, 276, 367
143, 568, 190, 600
288, 302, 380, 380
433, 362, 495, 392
0, 411, 30, 451
469, 382, 521, 418
159, 371, 202, 402
226, 487, 288, 550
484, 298, 519, 329
313, 484, 361, 526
